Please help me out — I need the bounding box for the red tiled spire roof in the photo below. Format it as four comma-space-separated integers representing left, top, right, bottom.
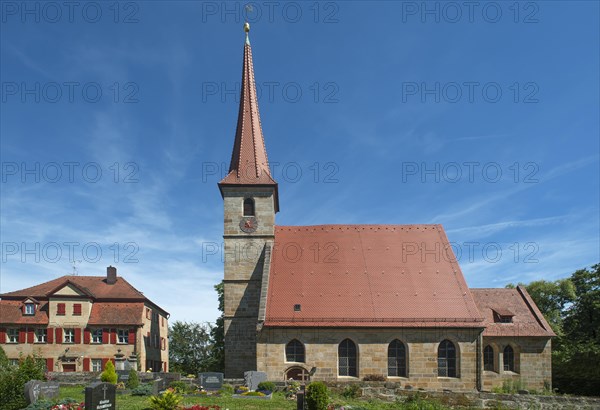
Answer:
219, 26, 277, 189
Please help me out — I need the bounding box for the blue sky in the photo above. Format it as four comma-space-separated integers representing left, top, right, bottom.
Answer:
1, 1, 598, 325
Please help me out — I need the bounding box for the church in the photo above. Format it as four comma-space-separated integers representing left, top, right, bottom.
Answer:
218, 25, 554, 392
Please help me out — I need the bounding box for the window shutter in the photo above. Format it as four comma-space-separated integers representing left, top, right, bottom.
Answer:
27, 328, 34, 343
47, 328, 54, 344
83, 358, 90, 372
18, 328, 26, 343
110, 358, 116, 366
84, 329, 91, 344
110, 329, 117, 344
0, 328, 5, 343
57, 303, 65, 315
74, 328, 82, 344
73, 304, 82, 316
55, 328, 63, 344
46, 358, 54, 371
128, 329, 136, 344
102, 328, 109, 344
101, 358, 108, 369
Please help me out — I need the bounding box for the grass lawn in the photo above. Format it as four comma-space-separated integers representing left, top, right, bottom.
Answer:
58, 385, 452, 409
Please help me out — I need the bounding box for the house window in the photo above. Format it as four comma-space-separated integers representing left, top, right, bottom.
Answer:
7, 328, 18, 343
285, 339, 305, 363
25, 303, 35, 315
91, 329, 103, 344
499, 316, 512, 323
388, 339, 407, 377
438, 339, 457, 377
117, 329, 129, 344
338, 339, 357, 377
64, 329, 75, 344
57, 303, 66, 316
243, 198, 255, 216
73, 304, 82, 316
92, 359, 102, 372
9, 359, 20, 366
35, 329, 47, 343
483, 345, 494, 371
503, 345, 515, 372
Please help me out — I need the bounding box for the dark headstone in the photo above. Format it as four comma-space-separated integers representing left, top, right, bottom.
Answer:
117, 370, 130, 382
296, 391, 305, 410
199, 372, 224, 391
85, 382, 116, 410
518, 389, 530, 395
24, 380, 60, 405
244, 371, 267, 391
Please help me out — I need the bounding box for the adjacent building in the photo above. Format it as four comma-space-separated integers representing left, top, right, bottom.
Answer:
218, 25, 554, 391
0, 266, 169, 373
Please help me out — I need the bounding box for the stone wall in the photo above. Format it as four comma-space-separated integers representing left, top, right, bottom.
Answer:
257, 327, 482, 392
482, 336, 552, 391
355, 384, 600, 409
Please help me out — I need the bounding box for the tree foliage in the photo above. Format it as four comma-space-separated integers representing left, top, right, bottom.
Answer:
168, 321, 214, 375
0, 354, 46, 410
209, 281, 225, 372
510, 263, 600, 396
101, 360, 118, 384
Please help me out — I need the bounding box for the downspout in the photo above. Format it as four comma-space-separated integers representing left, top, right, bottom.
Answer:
476, 329, 483, 391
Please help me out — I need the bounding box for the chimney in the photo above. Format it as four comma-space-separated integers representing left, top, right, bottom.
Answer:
107, 266, 117, 284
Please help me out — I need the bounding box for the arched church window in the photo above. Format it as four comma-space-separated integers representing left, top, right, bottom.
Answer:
338, 339, 357, 377
387, 339, 407, 377
243, 198, 255, 216
286, 339, 305, 363
438, 339, 457, 377
503, 345, 515, 372
483, 345, 494, 371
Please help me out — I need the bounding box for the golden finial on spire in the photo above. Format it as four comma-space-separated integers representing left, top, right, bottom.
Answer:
244, 22, 250, 33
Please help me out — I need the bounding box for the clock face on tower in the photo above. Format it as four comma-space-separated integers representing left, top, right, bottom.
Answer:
239, 216, 258, 233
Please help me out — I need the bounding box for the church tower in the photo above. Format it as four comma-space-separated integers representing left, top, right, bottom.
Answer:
218, 23, 279, 378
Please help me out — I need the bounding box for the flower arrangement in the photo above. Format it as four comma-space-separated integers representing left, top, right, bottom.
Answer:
241, 391, 266, 396
181, 406, 221, 410
234, 385, 249, 394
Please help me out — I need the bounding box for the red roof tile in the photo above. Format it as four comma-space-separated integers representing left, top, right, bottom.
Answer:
0, 300, 49, 325
470, 287, 555, 337
88, 302, 144, 326
265, 224, 484, 328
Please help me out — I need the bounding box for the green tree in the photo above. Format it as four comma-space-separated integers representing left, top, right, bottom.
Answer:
209, 281, 225, 372
168, 321, 213, 375
126, 368, 140, 389
101, 360, 118, 384
0, 354, 46, 410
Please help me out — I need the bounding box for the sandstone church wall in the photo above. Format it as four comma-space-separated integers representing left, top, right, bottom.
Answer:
257, 327, 482, 392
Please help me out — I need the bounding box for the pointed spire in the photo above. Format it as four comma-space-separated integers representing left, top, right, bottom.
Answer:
219, 24, 279, 210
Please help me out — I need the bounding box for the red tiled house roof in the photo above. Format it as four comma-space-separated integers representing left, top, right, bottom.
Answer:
264, 224, 484, 327
470, 287, 555, 337
0, 274, 168, 325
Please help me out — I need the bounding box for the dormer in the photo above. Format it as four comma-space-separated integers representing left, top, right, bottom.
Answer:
492, 307, 514, 323
21, 297, 39, 316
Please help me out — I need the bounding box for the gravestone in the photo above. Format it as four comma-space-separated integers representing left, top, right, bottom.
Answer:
199, 372, 224, 391
244, 371, 267, 391
85, 382, 116, 410
151, 378, 166, 395
24, 380, 60, 405
117, 370, 130, 382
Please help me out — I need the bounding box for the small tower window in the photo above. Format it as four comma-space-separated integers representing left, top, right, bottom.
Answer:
243, 198, 255, 216
24, 303, 35, 315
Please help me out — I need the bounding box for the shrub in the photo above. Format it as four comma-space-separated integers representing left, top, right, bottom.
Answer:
149, 389, 183, 410
182, 406, 221, 410
241, 391, 265, 396
305, 381, 328, 410
341, 383, 361, 398
168, 380, 187, 393
131, 383, 153, 396
219, 383, 234, 395
126, 369, 139, 389
362, 374, 385, 381
257, 381, 277, 392
100, 361, 117, 384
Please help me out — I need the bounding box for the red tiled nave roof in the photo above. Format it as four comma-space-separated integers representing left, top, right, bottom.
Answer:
265, 224, 484, 328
